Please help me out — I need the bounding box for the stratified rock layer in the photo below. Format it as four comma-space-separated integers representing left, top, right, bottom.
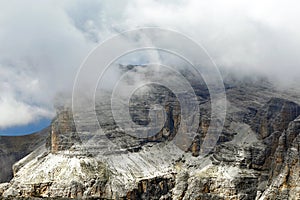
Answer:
1, 75, 300, 199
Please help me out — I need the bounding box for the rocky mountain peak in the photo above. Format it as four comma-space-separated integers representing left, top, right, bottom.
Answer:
50, 107, 80, 153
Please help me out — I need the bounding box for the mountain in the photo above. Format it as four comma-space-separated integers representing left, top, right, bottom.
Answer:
0, 128, 49, 183
0, 71, 300, 199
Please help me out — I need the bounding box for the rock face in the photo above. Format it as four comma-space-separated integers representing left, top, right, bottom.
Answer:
50, 108, 81, 153
1, 74, 300, 199
2, 154, 109, 198
251, 97, 300, 139
126, 174, 176, 199
0, 129, 49, 183
258, 116, 300, 199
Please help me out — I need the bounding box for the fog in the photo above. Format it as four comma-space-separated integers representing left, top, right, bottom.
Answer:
1, 0, 300, 129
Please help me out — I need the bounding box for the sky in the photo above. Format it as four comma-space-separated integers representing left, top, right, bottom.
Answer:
1, 0, 300, 135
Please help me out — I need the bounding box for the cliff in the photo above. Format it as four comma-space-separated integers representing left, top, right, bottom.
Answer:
1, 76, 300, 199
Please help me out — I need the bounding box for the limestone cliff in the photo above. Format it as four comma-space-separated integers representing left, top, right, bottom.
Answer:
1, 77, 300, 199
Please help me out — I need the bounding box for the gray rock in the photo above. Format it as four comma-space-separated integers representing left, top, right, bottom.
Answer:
1, 73, 300, 199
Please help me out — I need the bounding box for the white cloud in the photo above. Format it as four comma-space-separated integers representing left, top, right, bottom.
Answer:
0, 0, 94, 128
124, 0, 300, 80
0, 96, 54, 129
1, 0, 300, 129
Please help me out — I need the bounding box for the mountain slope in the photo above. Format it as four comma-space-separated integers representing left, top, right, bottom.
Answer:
0, 128, 50, 183
1, 76, 300, 199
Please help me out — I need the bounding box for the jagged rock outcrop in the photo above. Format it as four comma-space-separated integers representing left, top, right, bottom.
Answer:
258, 116, 300, 199
50, 108, 81, 153
2, 152, 109, 198
180, 166, 259, 200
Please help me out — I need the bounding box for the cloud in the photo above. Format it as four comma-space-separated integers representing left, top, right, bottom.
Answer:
0, 96, 53, 129
0, 0, 94, 129
1, 0, 300, 129
123, 0, 300, 81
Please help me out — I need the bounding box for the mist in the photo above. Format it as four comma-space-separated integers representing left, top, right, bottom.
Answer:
1, 0, 300, 129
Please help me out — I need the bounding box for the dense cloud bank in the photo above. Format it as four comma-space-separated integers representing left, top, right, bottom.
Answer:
0, 0, 299, 129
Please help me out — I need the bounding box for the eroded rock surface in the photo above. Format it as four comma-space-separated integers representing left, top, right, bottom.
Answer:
1, 74, 300, 199
0, 129, 49, 183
